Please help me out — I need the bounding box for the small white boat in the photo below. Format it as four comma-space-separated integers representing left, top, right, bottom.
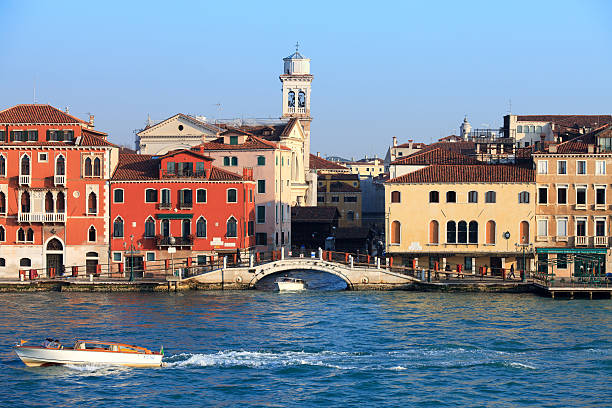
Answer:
14, 339, 164, 368
274, 277, 307, 291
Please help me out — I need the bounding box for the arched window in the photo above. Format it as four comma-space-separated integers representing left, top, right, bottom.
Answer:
458, 221, 468, 243
257, 156, 265, 166
21, 191, 30, 212
55, 155, 65, 175
226, 217, 237, 237
446, 191, 456, 203
145, 188, 157, 203
0, 154, 6, 177
17, 228, 25, 242
20, 155, 30, 175
429, 191, 439, 203
347, 211, 355, 220
486, 220, 496, 244
517, 125, 523, 133
88, 192, 97, 214
196, 217, 207, 238
298, 90, 306, 108
520, 221, 529, 244
469, 221, 478, 244
518, 191, 530, 204
227, 188, 237, 203
391, 221, 401, 244
84, 157, 92, 177
0, 225, 5, 241
447, 221, 456, 243
161, 219, 170, 237
113, 217, 124, 238
19, 258, 31, 267
46, 238, 62, 250
182, 219, 191, 238
429, 220, 439, 244
93, 157, 101, 176
468, 191, 478, 203
26, 228, 34, 242
0, 192, 6, 213
391, 191, 401, 203
45, 192, 54, 213
485, 191, 496, 203
88, 226, 96, 242
144, 217, 155, 238
288, 91, 295, 107
56, 191, 65, 213
0, 258, 4, 267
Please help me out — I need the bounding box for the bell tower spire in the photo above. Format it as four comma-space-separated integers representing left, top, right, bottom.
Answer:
280, 44, 313, 120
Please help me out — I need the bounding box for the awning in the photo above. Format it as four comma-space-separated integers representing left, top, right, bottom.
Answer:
156, 213, 193, 220
536, 247, 607, 254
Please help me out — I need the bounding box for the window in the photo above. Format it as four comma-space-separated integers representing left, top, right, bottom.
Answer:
226, 217, 237, 237
556, 218, 567, 238
391, 191, 401, 203
257, 156, 265, 166
113, 217, 124, 238
0, 225, 4, 241
577, 160, 586, 175
429, 220, 439, 244
17, 228, 25, 242
596, 160, 606, 175
181, 219, 191, 238
576, 186, 587, 206
538, 187, 548, 204
536, 125, 542, 134
26, 228, 33, 242
114, 189, 124, 203
331, 196, 339, 202
457, 221, 468, 244
223, 157, 230, 166
167, 162, 176, 175
93, 157, 101, 177
317, 195, 324, 203
38, 152, 48, 162
88, 226, 96, 242
179, 189, 193, 207
196, 189, 207, 203
344, 196, 357, 202
19, 258, 31, 267
446, 221, 456, 243
248, 221, 254, 236
229, 136, 238, 145
197, 255, 207, 265
485, 191, 496, 203
0, 258, 4, 267
227, 189, 237, 203
144, 217, 155, 237
446, 191, 456, 203
20, 154, 30, 175
557, 186, 567, 204
145, 189, 158, 203
596, 186, 606, 206
347, 211, 355, 220
596, 219, 606, 237
598, 137, 612, 152
196, 217, 207, 237
390, 221, 401, 244
257, 180, 266, 194
196, 162, 205, 176
520, 221, 530, 243
0, 155, 5, 177
0, 192, 6, 213
147, 252, 155, 262
231, 157, 238, 166
518, 191, 530, 203
113, 253, 122, 262
256, 233, 267, 246
485, 220, 496, 244
0, 130, 4, 142
537, 160, 548, 174
429, 191, 439, 203
161, 189, 171, 206
557, 253, 568, 269
84, 157, 92, 177
468, 221, 478, 244
529, 125, 535, 133
88, 192, 97, 214
468, 191, 478, 203
557, 160, 567, 175
576, 219, 587, 236
517, 125, 523, 133
537, 219, 548, 237
256, 206, 265, 223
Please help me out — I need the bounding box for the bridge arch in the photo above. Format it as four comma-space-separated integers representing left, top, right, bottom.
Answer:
248, 260, 354, 290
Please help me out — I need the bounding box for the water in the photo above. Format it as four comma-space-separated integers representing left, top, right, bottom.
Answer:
1, 286, 611, 407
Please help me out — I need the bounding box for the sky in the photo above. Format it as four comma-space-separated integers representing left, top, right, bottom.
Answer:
1, 0, 611, 159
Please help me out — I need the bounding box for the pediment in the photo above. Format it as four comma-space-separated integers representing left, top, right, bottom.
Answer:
138, 114, 219, 137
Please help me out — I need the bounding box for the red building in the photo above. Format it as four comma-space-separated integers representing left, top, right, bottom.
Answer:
109, 149, 255, 271
0, 104, 117, 278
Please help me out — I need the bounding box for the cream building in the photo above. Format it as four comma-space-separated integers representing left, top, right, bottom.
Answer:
385, 164, 535, 275
136, 114, 220, 155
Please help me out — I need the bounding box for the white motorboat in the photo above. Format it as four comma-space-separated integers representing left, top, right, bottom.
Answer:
14, 339, 164, 368
274, 277, 307, 291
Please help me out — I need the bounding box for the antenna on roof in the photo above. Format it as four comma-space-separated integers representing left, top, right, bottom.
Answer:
295, 41, 299, 53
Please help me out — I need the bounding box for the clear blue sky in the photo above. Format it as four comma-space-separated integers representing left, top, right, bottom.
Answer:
1, 0, 610, 158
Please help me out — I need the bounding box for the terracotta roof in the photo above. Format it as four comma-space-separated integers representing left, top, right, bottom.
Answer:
218, 122, 290, 142
161, 149, 213, 161
328, 181, 361, 192
391, 147, 480, 166
291, 206, 340, 222
421, 140, 477, 155
79, 128, 117, 147
387, 164, 534, 184
553, 124, 612, 154
309, 154, 349, 170
438, 135, 463, 142
198, 134, 289, 151
395, 142, 427, 149
516, 115, 612, 128
112, 153, 244, 182
0, 104, 88, 124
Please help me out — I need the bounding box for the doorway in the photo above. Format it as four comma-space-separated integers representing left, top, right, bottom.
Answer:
45, 238, 64, 277
490, 257, 502, 276
125, 256, 144, 278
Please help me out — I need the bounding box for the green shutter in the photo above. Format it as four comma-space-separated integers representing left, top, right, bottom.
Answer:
46, 130, 51, 141
223, 157, 230, 166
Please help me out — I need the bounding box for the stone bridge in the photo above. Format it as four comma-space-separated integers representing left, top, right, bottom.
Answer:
186, 257, 420, 290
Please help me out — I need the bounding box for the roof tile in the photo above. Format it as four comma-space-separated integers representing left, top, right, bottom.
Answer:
387, 164, 534, 183
0, 104, 88, 124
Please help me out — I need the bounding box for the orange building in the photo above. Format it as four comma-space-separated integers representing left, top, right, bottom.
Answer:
0, 104, 117, 277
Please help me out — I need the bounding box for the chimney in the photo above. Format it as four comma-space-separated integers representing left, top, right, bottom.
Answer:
89, 114, 95, 127
64, 106, 69, 114
588, 144, 595, 153
317, 152, 320, 157
392, 136, 397, 147
549, 144, 558, 153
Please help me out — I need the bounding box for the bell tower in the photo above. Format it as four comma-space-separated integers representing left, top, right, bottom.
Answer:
280, 43, 313, 121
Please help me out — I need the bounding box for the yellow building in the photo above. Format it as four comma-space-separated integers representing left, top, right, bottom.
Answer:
317, 174, 362, 228
385, 164, 535, 274
345, 157, 385, 178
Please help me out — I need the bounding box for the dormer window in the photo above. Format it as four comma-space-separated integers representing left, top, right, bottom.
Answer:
229, 136, 238, 145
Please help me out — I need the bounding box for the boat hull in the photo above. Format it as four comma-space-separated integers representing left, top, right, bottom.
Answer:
275, 281, 306, 291
14, 346, 163, 368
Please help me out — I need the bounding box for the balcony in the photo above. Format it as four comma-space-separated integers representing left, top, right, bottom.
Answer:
594, 236, 608, 247
595, 203, 606, 210
575, 203, 587, 210
19, 174, 30, 186
155, 235, 193, 248
18, 212, 65, 223
161, 170, 207, 179
158, 202, 172, 210
54, 174, 65, 186
178, 201, 193, 210
286, 107, 306, 114
575, 236, 588, 246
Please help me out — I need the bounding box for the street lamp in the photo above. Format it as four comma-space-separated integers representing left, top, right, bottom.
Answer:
515, 237, 534, 282
129, 234, 135, 282
168, 235, 176, 277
